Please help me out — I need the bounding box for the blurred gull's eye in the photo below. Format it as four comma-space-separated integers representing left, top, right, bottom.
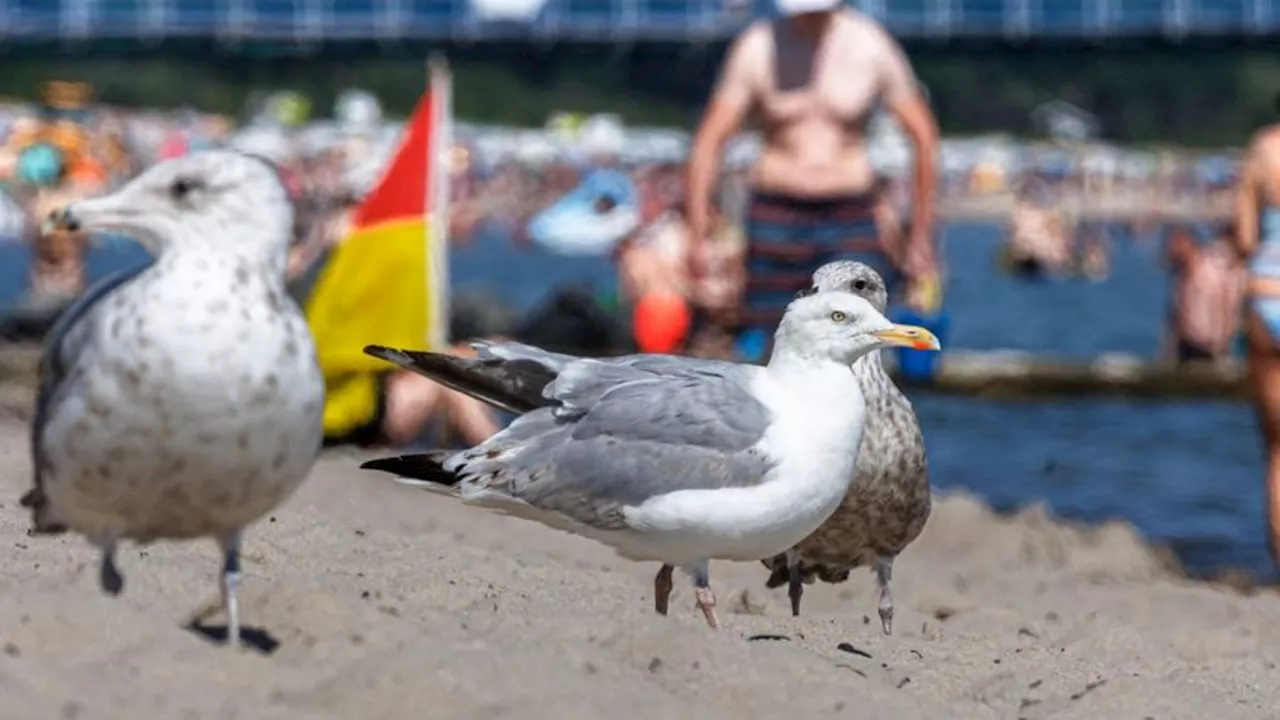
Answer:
170, 177, 202, 202
830, 311, 847, 322
853, 279, 868, 291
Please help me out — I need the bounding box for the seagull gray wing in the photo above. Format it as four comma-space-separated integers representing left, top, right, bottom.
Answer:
364, 339, 741, 417
472, 340, 577, 372
22, 262, 151, 527
443, 360, 776, 530
472, 340, 736, 377
541, 356, 735, 416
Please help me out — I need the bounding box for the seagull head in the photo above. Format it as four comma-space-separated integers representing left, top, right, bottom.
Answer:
779, 291, 941, 365
799, 260, 890, 313
46, 150, 294, 261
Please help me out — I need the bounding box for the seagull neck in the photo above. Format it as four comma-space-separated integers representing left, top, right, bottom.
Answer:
852, 350, 898, 401
159, 222, 290, 278
765, 346, 850, 387
853, 349, 885, 373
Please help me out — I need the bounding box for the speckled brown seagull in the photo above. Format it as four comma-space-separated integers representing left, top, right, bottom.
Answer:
761, 261, 932, 634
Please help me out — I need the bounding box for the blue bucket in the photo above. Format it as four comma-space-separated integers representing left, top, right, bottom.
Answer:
890, 307, 949, 383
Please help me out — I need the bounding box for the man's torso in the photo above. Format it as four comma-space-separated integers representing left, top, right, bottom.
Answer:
742, 12, 901, 198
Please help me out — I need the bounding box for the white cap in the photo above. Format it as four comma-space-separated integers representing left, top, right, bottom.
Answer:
469, 0, 547, 21
775, 0, 842, 15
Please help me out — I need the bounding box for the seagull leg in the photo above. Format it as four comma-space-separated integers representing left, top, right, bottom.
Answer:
875, 556, 894, 635
654, 564, 674, 616
220, 532, 243, 648
785, 548, 803, 617
689, 561, 718, 630
98, 537, 123, 596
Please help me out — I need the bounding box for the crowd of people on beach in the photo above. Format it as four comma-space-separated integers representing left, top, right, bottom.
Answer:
0, 95, 1247, 362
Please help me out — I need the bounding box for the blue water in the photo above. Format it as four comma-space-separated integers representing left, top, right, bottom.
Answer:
0, 223, 1269, 580
919, 396, 1265, 578
449, 221, 1174, 359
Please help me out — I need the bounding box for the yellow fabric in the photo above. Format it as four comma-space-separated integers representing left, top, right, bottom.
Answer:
304, 218, 433, 438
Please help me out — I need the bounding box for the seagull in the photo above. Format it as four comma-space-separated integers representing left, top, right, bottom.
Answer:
20, 150, 324, 648
361, 291, 939, 628
762, 261, 932, 633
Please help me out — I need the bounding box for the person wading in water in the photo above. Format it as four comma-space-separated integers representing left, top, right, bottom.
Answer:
1163, 222, 1243, 366
686, 0, 940, 361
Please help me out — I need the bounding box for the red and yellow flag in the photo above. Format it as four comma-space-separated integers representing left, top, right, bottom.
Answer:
305, 68, 451, 439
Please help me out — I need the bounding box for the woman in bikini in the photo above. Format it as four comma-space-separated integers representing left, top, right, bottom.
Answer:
1234, 114, 1280, 564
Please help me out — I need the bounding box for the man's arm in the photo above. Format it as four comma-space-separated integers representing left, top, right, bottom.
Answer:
873, 27, 939, 289
686, 27, 759, 256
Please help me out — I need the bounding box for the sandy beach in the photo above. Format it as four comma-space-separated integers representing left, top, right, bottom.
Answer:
1, 418, 1277, 719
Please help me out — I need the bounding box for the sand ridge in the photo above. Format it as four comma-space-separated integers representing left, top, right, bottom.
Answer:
0, 420, 1277, 719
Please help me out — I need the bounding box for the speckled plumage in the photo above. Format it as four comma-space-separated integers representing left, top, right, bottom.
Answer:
20, 151, 324, 647
761, 262, 931, 633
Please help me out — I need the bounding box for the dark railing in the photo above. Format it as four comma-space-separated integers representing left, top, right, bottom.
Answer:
0, 0, 1277, 41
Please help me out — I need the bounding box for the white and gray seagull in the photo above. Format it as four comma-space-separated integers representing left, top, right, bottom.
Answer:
361, 290, 940, 628
20, 150, 325, 648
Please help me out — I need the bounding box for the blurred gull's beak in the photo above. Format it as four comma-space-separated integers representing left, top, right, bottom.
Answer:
44, 195, 139, 246
871, 324, 942, 351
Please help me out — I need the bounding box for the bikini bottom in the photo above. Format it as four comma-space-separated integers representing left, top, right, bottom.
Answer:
1253, 296, 1280, 345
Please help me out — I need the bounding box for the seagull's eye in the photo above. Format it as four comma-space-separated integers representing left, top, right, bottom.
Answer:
169, 177, 201, 202
830, 311, 847, 323
853, 279, 868, 291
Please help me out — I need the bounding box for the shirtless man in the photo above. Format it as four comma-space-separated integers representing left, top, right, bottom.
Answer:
1163, 223, 1243, 364
686, 0, 939, 360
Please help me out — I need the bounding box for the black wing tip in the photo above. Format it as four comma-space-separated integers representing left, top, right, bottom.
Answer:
363, 345, 422, 372
361, 453, 462, 486
364, 345, 442, 370
360, 455, 409, 472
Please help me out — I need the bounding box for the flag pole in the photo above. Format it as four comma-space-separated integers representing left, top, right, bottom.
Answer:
426, 52, 452, 351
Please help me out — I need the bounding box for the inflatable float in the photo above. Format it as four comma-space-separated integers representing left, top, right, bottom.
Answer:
526, 168, 640, 256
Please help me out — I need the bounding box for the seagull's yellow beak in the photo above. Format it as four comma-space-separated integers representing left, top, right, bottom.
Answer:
871, 324, 941, 351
